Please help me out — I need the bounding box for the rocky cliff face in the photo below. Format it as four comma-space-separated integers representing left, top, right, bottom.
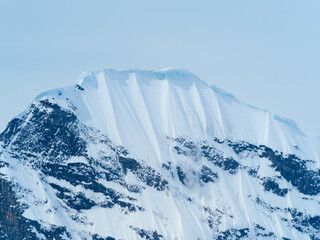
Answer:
0, 69, 319, 239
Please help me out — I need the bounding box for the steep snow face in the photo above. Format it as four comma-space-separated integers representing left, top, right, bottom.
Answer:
0, 68, 319, 240
37, 68, 319, 163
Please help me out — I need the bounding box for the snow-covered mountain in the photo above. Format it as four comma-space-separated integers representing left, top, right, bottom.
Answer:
0, 68, 319, 240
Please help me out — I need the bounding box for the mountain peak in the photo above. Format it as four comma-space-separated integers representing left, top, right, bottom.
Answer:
78, 68, 202, 89
1, 67, 320, 239
31, 67, 311, 155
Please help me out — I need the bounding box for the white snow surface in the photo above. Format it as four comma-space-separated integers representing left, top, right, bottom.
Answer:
1, 68, 319, 239
36, 68, 320, 165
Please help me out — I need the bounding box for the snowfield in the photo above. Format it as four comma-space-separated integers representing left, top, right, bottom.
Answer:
0, 68, 319, 239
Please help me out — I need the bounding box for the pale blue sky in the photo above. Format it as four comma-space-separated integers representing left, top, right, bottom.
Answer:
1, 0, 320, 135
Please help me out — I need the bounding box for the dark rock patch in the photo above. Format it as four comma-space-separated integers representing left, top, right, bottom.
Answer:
119, 157, 168, 191
260, 146, 320, 196
286, 208, 320, 233
212, 137, 320, 196
129, 226, 163, 240
123, 183, 144, 193
201, 145, 239, 174
0, 161, 8, 168
247, 168, 258, 177
161, 162, 174, 178
203, 207, 226, 230
92, 234, 116, 240
50, 183, 96, 210
217, 228, 249, 240
176, 166, 187, 185
200, 166, 218, 184
41, 163, 104, 192
0, 177, 71, 240
169, 137, 241, 175
42, 163, 143, 212
227, 141, 259, 155
262, 178, 288, 197
254, 224, 275, 237
75, 85, 84, 91
0, 118, 24, 146
2, 100, 87, 160
171, 137, 197, 157
255, 197, 281, 213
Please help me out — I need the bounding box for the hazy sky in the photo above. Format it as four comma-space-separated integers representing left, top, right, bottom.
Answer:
1, 0, 320, 135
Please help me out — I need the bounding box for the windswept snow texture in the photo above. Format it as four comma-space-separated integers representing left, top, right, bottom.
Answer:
0, 68, 320, 240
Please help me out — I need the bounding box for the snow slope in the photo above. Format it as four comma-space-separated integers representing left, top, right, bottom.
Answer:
0, 68, 319, 239
37, 68, 320, 163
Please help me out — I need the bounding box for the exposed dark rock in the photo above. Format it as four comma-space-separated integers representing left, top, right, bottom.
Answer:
176, 166, 187, 185
200, 166, 218, 184
217, 228, 249, 240
1, 96, 319, 240
0, 161, 9, 168
161, 162, 171, 171
50, 183, 96, 210
170, 137, 241, 175
172, 137, 197, 157
119, 157, 168, 191
119, 157, 140, 174
173, 146, 187, 156
75, 85, 84, 91
129, 226, 163, 240
42, 162, 143, 212
0, 118, 24, 146
254, 197, 281, 213
220, 157, 240, 174
247, 168, 258, 177
254, 224, 275, 237
286, 208, 320, 233
213, 137, 320, 196
0, 177, 35, 240
227, 141, 259, 155
0, 177, 71, 240
262, 178, 288, 197
2, 100, 87, 160
201, 145, 239, 174
311, 234, 320, 240
41, 162, 110, 195
203, 207, 226, 230
92, 235, 116, 240
121, 182, 144, 193
260, 146, 320, 196
161, 162, 174, 177
213, 138, 224, 144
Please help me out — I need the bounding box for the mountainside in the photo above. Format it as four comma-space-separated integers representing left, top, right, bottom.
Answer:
0, 68, 319, 240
